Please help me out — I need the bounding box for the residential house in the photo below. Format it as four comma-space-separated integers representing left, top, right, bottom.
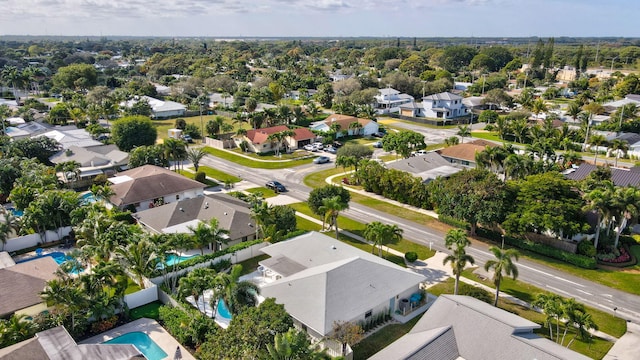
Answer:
49, 144, 129, 187
123, 95, 186, 119
236, 125, 316, 153
5, 121, 51, 140
370, 295, 590, 360
398, 102, 423, 117
374, 87, 414, 114
565, 163, 640, 187
286, 89, 317, 100
258, 232, 426, 344
108, 165, 205, 212
0, 326, 141, 360
422, 92, 468, 119
387, 152, 463, 183
36, 128, 103, 149
309, 114, 379, 138
133, 194, 256, 250
0, 252, 58, 319
437, 139, 498, 168
209, 93, 235, 108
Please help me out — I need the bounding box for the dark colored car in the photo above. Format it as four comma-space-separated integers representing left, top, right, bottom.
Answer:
373, 141, 383, 148
324, 146, 337, 154
265, 180, 286, 192
182, 134, 194, 143
333, 141, 343, 148
313, 156, 330, 164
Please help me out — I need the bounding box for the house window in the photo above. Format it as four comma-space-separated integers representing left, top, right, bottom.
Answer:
462, 161, 470, 166
176, 195, 180, 200
242, 236, 248, 242
432, 101, 436, 106
365, 310, 373, 319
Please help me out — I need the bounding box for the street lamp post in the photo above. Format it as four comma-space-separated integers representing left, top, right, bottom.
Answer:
611, 56, 618, 73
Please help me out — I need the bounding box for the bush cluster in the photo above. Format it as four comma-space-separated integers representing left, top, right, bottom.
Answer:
357, 162, 432, 210
438, 215, 471, 230
577, 240, 597, 258
404, 251, 418, 263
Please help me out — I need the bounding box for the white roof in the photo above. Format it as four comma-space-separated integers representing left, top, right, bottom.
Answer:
35, 129, 102, 149
124, 95, 186, 113
379, 87, 401, 96
162, 219, 202, 234
108, 175, 133, 184
7, 117, 25, 125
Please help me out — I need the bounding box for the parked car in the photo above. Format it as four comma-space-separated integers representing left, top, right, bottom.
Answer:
324, 146, 337, 154
312, 142, 324, 150
372, 132, 385, 138
182, 134, 193, 143
373, 141, 383, 148
333, 141, 343, 148
313, 156, 330, 164
265, 180, 286, 192
411, 149, 428, 157
303, 144, 315, 151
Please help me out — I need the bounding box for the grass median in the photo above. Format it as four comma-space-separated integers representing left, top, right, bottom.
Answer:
203, 146, 314, 169
189, 165, 241, 183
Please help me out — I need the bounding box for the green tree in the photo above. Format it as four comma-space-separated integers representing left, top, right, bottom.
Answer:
111, 116, 157, 151
484, 246, 520, 307
364, 221, 403, 257
429, 169, 507, 235
128, 144, 169, 168
264, 328, 328, 360
319, 195, 349, 239
315, 83, 334, 108
179, 268, 217, 313
52, 63, 97, 91
443, 229, 475, 295
186, 147, 207, 172
5, 136, 61, 164
115, 238, 157, 288
532, 293, 564, 341
330, 321, 364, 357
382, 130, 425, 159
308, 185, 351, 216
456, 125, 471, 144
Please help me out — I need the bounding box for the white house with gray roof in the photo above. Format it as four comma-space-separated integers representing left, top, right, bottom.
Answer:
123, 95, 186, 119
387, 152, 462, 183
422, 92, 468, 119
374, 87, 415, 114
258, 232, 426, 341
370, 295, 590, 360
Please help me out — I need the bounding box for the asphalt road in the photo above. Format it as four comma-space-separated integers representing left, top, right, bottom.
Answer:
199, 153, 640, 323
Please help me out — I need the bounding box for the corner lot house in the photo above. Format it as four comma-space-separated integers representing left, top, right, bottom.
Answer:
236, 125, 316, 153
370, 295, 590, 360
108, 165, 205, 211
422, 92, 468, 119
133, 193, 256, 249
310, 114, 379, 138
437, 139, 498, 168
258, 232, 426, 342
374, 87, 414, 114
0, 253, 58, 319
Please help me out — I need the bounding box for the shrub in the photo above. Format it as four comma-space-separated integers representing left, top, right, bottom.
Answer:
459, 283, 493, 304
577, 240, 597, 258
438, 215, 470, 230
90, 315, 118, 334
195, 171, 206, 183
404, 251, 418, 263
93, 174, 108, 185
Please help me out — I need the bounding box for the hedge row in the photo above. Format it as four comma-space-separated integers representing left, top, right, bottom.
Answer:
476, 228, 597, 269
438, 215, 471, 230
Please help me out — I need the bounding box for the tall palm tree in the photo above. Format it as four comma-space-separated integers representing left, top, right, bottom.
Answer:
566, 311, 598, 348
0, 208, 19, 251
251, 200, 272, 239
115, 239, 157, 289
582, 188, 613, 250
588, 134, 607, 165
609, 139, 628, 168
348, 121, 363, 137
612, 186, 640, 248
306, 102, 321, 120
443, 229, 475, 295
456, 125, 471, 144
484, 246, 520, 307
532, 293, 564, 341
216, 265, 260, 315
364, 221, 403, 257
319, 195, 349, 239
179, 267, 216, 313
531, 98, 548, 120
186, 147, 206, 172
565, 101, 582, 124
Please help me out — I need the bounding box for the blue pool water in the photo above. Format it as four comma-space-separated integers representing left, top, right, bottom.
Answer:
217, 299, 232, 320
10, 209, 23, 217
164, 254, 196, 266
81, 192, 98, 204
17, 251, 82, 274
103, 332, 168, 360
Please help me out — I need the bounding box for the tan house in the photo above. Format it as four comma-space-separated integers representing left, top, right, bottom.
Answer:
309, 114, 379, 138
237, 125, 316, 153
108, 165, 205, 212
437, 139, 498, 168
0, 252, 58, 319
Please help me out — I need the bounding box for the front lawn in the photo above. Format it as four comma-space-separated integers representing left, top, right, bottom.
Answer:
189, 165, 241, 183
229, 148, 311, 160
177, 169, 218, 187
203, 146, 314, 169
245, 186, 278, 198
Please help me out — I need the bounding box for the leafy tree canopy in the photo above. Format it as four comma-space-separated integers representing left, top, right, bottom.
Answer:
308, 185, 351, 216
111, 116, 157, 151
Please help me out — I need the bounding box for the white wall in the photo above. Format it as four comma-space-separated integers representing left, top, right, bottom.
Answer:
124, 285, 158, 309
3, 226, 72, 252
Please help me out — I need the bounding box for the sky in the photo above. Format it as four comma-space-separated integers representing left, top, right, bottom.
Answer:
0, 0, 637, 38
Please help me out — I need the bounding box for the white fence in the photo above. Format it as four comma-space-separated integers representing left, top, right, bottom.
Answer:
3, 226, 72, 253
149, 242, 268, 285
123, 285, 158, 309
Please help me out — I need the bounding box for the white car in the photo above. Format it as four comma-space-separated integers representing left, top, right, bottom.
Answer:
304, 144, 315, 151
312, 142, 324, 150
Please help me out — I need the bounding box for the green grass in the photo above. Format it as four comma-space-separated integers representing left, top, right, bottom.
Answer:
427, 279, 614, 360
352, 315, 423, 360
296, 216, 323, 231
203, 146, 314, 169
470, 131, 512, 144
191, 165, 241, 183
236, 254, 270, 276
245, 186, 278, 198
154, 114, 239, 141
124, 277, 142, 295
129, 301, 162, 320
461, 269, 627, 338
378, 117, 458, 130
229, 148, 311, 160
177, 169, 218, 187
289, 202, 435, 260
303, 167, 346, 188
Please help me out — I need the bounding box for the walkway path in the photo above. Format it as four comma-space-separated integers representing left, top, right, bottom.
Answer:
206, 145, 315, 163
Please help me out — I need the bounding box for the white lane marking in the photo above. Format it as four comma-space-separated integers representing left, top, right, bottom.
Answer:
576, 289, 593, 296
545, 285, 572, 296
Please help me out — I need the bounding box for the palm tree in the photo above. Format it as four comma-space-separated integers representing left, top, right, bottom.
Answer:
442, 229, 475, 295
532, 293, 564, 341
582, 188, 613, 250
186, 147, 206, 172
319, 195, 349, 239
115, 239, 158, 288
251, 200, 272, 239
206, 116, 226, 138
189, 218, 229, 254
292, 106, 306, 124
609, 139, 628, 168
456, 125, 471, 144
179, 267, 216, 313
566, 311, 598, 348
565, 101, 582, 124
588, 134, 607, 165
612, 186, 640, 248
484, 246, 520, 307
364, 221, 403, 257
216, 265, 260, 315
510, 118, 529, 144
531, 98, 548, 120
164, 138, 187, 171
348, 121, 363, 137
0, 208, 19, 251
1, 314, 37, 346
358, 104, 377, 120
306, 102, 321, 120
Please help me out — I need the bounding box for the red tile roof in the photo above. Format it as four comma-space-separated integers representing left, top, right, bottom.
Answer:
246, 126, 315, 144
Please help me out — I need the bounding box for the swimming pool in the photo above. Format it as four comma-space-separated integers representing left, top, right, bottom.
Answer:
217, 299, 232, 320
17, 251, 83, 274
103, 332, 168, 360
164, 253, 197, 266
81, 192, 98, 204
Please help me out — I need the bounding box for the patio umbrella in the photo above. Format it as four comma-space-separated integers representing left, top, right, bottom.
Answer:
174, 346, 182, 360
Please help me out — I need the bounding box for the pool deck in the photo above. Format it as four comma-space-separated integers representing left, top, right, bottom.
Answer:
80, 318, 195, 360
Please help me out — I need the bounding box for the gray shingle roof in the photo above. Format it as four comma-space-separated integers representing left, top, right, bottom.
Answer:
565, 163, 640, 187
423, 92, 463, 101
371, 295, 591, 360
0, 257, 58, 317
